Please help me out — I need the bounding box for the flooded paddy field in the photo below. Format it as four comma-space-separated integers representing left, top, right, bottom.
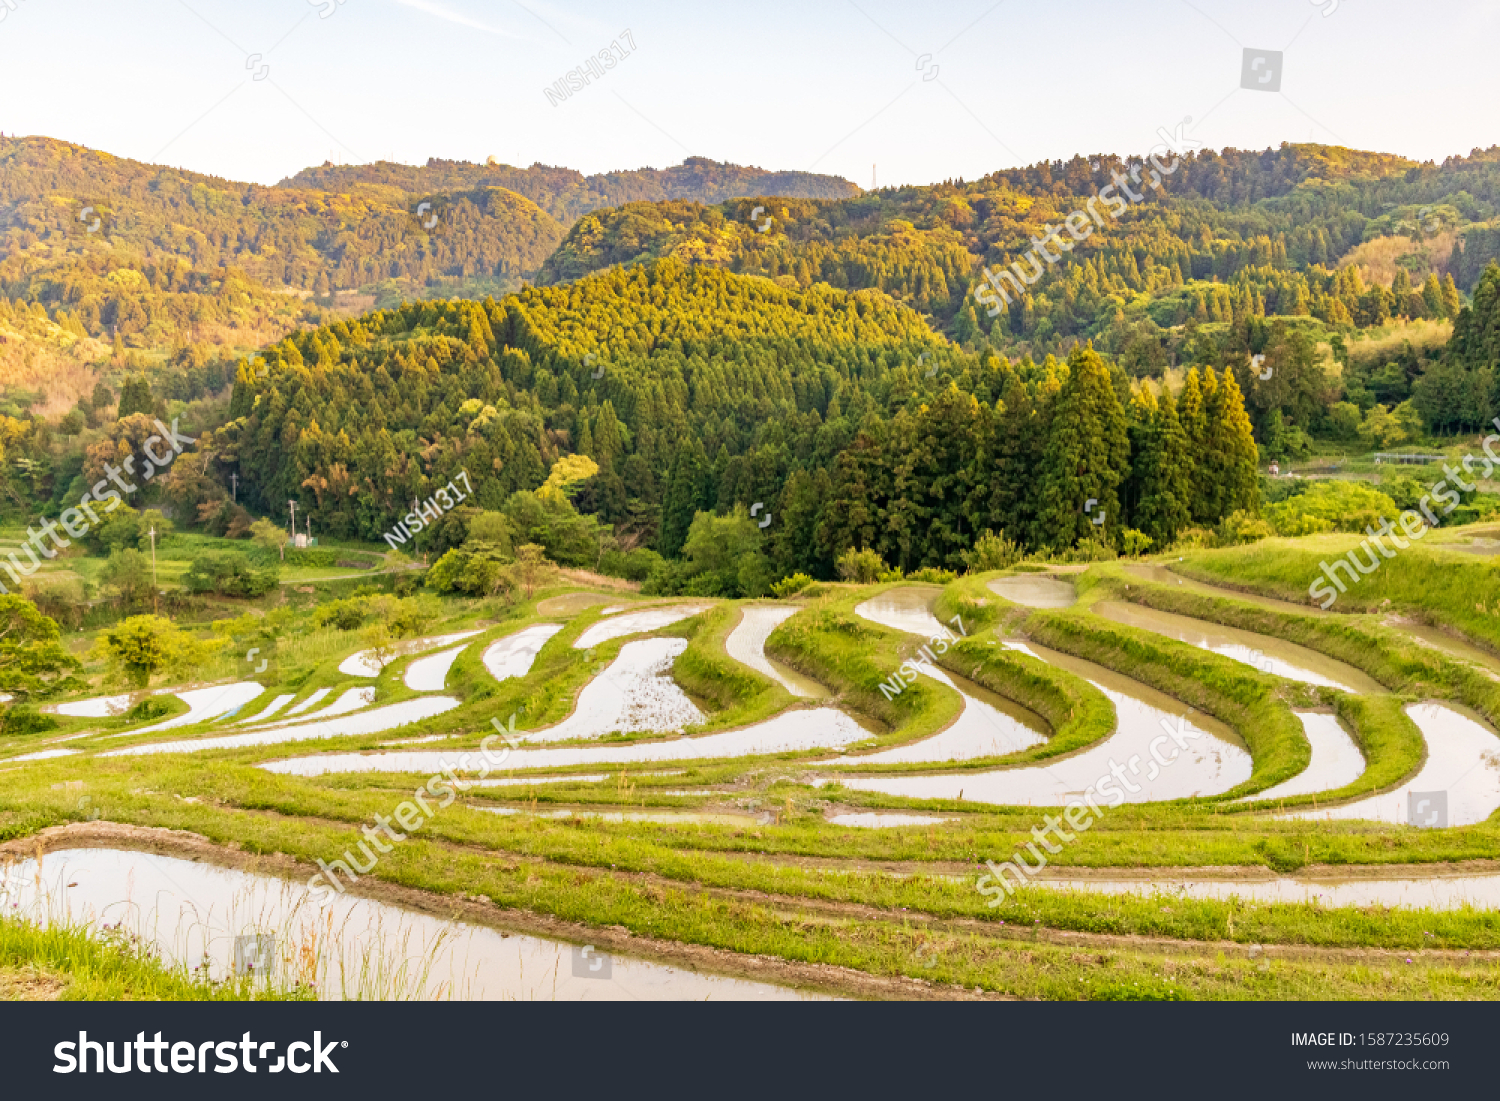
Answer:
0, 848, 825, 1001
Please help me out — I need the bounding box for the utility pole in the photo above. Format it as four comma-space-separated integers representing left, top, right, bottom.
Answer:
230, 472, 237, 504
288, 500, 297, 546
305, 514, 311, 546
148, 526, 159, 616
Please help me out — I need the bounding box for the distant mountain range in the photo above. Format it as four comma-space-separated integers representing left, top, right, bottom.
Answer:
0, 136, 857, 407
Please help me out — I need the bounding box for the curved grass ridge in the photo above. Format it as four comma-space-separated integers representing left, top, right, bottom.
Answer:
1093, 562, 1500, 737
665, 604, 796, 732
1022, 610, 1310, 799
1178, 541, 1500, 653
765, 589, 960, 749
938, 635, 1115, 766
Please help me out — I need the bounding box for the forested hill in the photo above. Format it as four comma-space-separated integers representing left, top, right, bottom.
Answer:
535, 143, 1500, 366
279, 155, 861, 224
0, 136, 855, 410
215, 258, 1261, 576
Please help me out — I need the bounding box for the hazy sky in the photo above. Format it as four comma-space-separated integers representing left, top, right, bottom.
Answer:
1, 0, 1496, 187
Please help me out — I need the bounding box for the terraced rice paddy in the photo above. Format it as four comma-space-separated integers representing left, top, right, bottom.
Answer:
103, 697, 461, 755
1092, 601, 1383, 692
1250, 712, 1366, 801
15, 555, 1500, 1003
0, 848, 824, 1001
264, 706, 874, 776
572, 605, 711, 650
1285, 703, 1500, 826
520, 638, 704, 742
724, 605, 827, 697
482, 625, 562, 682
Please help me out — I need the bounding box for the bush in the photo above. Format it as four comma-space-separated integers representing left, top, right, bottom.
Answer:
23, 577, 89, 629
600, 547, 662, 582
962, 529, 1021, 572
1166, 528, 1216, 551
123, 697, 176, 722
1118, 528, 1155, 557
1266, 480, 1399, 536
1056, 535, 1117, 563
1, 705, 58, 736
770, 573, 814, 598
835, 547, 886, 584
1214, 510, 1275, 547
907, 567, 956, 584
184, 552, 279, 598
314, 596, 370, 630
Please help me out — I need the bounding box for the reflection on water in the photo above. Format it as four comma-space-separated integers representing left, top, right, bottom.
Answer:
523, 638, 703, 742
849, 589, 1046, 762
1093, 601, 1383, 693
854, 587, 946, 638
1248, 712, 1366, 802
1283, 702, 1500, 826
404, 645, 468, 692
264, 707, 875, 776
826, 812, 955, 828
725, 605, 828, 698
482, 624, 564, 683
837, 640, 1250, 805
844, 664, 1046, 764
1029, 870, 1500, 911
0, 848, 822, 1001
573, 605, 712, 650
104, 697, 461, 756
988, 575, 1076, 609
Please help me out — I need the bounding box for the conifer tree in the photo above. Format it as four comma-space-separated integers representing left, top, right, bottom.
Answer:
1211, 368, 1261, 516
1129, 386, 1193, 545
1032, 345, 1129, 551
1441, 273, 1464, 318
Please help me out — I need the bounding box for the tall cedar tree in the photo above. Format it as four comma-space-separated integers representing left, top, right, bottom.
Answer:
1211, 368, 1261, 515
1127, 387, 1193, 544
1033, 345, 1129, 551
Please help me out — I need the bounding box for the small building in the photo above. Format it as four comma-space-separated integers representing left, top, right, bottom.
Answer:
294, 533, 309, 549
1268, 461, 1280, 477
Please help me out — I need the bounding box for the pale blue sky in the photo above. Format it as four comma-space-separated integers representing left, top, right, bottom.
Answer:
1, 0, 1496, 187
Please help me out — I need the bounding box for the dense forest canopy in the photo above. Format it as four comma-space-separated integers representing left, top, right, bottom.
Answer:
535, 143, 1500, 370
0, 137, 857, 407
208, 258, 1262, 583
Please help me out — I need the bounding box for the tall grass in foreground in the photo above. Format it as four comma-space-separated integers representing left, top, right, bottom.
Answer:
0, 850, 474, 1001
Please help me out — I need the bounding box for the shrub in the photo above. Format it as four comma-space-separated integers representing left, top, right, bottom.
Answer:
23, 576, 89, 628
1056, 535, 1116, 563
600, 547, 662, 582
314, 597, 370, 630
907, 566, 956, 584
770, 573, 814, 598
1266, 480, 1399, 536
1214, 510, 1275, 547
184, 552, 279, 598
124, 697, 176, 722
835, 547, 886, 584
962, 529, 1021, 572
1118, 528, 1155, 557
1, 705, 58, 736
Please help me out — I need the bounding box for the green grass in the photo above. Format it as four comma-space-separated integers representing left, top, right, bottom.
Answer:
0, 915, 307, 1000
11, 559, 1500, 1001
1179, 537, 1500, 652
